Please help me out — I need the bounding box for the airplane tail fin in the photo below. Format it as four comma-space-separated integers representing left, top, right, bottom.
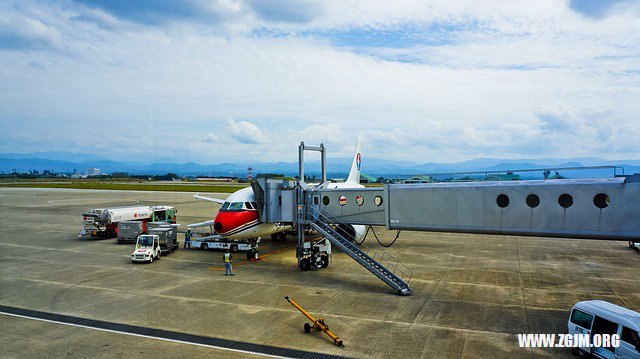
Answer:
346, 138, 363, 184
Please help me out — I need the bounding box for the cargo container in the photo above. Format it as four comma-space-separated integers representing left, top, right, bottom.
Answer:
117, 221, 145, 243
147, 222, 178, 243
147, 227, 178, 254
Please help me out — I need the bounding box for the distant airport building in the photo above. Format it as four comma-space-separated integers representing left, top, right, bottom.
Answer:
85, 167, 101, 176
485, 172, 520, 181
403, 175, 433, 184
360, 173, 378, 184
196, 177, 235, 182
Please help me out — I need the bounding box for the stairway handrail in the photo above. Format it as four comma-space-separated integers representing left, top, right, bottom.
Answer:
306, 205, 412, 283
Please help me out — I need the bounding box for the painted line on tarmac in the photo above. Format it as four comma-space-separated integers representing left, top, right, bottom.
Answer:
0, 305, 346, 359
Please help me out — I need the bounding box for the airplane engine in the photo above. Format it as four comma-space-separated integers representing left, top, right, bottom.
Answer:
353, 225, 366, 242
336, 224, 366, 242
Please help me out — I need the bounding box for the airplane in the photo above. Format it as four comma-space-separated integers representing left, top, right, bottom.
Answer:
191, 139, 367, 242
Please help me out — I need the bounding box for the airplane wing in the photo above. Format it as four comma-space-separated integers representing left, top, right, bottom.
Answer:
187, 220, 215, 228
193, 193, 225, 204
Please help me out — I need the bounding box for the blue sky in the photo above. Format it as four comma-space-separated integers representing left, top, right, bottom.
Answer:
0, 0, 639, 163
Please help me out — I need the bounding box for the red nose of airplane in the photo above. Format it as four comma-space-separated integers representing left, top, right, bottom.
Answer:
213, 210, 259, 235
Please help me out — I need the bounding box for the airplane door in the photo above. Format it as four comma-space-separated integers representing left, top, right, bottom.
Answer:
251, 180, 266, 221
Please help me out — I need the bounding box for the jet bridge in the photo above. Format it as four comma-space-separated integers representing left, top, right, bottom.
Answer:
314, 176, 640, 241
253, 143, 640, 296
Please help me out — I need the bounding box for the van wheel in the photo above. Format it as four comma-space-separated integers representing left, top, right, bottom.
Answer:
231, 244, 238, 252
149, 256, 153, 263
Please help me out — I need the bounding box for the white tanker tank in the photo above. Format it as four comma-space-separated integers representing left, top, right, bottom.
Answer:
80, 205, 176, 238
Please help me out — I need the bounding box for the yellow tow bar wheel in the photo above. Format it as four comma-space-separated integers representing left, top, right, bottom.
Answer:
284, 296, 344, 347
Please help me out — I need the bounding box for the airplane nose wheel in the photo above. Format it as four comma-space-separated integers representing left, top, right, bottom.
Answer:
247, 249, 259, 260
304, 322, 311, 333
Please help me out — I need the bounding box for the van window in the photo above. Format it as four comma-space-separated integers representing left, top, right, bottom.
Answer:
622, 327, 640, 348
570, 309, 594, 329
592, 316, 618, 353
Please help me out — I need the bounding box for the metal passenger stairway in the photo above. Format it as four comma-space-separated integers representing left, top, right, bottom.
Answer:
308, 210, 413, 296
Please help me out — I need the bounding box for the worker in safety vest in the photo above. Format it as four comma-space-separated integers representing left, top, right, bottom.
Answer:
184, 229, 191, 249
223, 250, 234, 276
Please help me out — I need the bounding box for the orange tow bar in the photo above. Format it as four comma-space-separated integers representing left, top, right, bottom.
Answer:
284, 296, 344, 347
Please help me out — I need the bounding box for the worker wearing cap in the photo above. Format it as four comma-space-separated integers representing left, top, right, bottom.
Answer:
224, 250, 234, 276
184, 229, 191, 249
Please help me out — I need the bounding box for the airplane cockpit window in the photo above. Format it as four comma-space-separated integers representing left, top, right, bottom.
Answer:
245, 202, 253, 209
229, 202, 244, 210
221, 202, 230, 210
252, 202, 258, 209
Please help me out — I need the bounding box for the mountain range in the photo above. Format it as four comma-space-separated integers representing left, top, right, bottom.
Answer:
1, 151, 640, 179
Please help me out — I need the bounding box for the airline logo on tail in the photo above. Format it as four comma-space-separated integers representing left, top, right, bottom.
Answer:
356, 153, 361, 170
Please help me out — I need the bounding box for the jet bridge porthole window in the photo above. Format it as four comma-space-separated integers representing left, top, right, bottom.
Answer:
355, 195, 364, 206
339, 196, 347, 205
374, 195, 383, 206
593, 193, 610, 209
496, 194, 510, 208
322, 196, 330, 206
526, 194, 540, 208
558, 193, 573, 208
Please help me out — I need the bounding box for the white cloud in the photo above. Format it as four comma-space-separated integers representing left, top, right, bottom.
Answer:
225, 117, 266, 144
203, 133, 218, 143
0, 0, 638, 163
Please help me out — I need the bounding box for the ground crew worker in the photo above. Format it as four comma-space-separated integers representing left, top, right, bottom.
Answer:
223, 250, 234, 276
184, 229, 191, 249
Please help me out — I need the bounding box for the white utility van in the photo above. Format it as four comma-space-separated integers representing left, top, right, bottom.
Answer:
569, 300, 640, 358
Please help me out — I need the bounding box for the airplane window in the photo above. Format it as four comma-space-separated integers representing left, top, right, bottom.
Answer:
374, 195, 383, 206
496, 194, 509, 208
558, 194, 573, 208
526, 194, 540, 208
221, 202, 230, 210
229, 202, 244, 210
339, 196, 347, 205
322, 196, 330, 206
356, 195, 364, 206
593, 193, 610, 209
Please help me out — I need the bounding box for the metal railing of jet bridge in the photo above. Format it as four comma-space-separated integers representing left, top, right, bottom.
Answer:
401, 165, 625, 183
305, 205, 413, 285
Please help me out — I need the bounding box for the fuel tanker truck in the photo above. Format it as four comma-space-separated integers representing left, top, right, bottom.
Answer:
80, 205, 176, 238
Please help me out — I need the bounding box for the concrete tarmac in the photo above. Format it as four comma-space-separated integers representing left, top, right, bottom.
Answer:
1, 188, 639, 358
